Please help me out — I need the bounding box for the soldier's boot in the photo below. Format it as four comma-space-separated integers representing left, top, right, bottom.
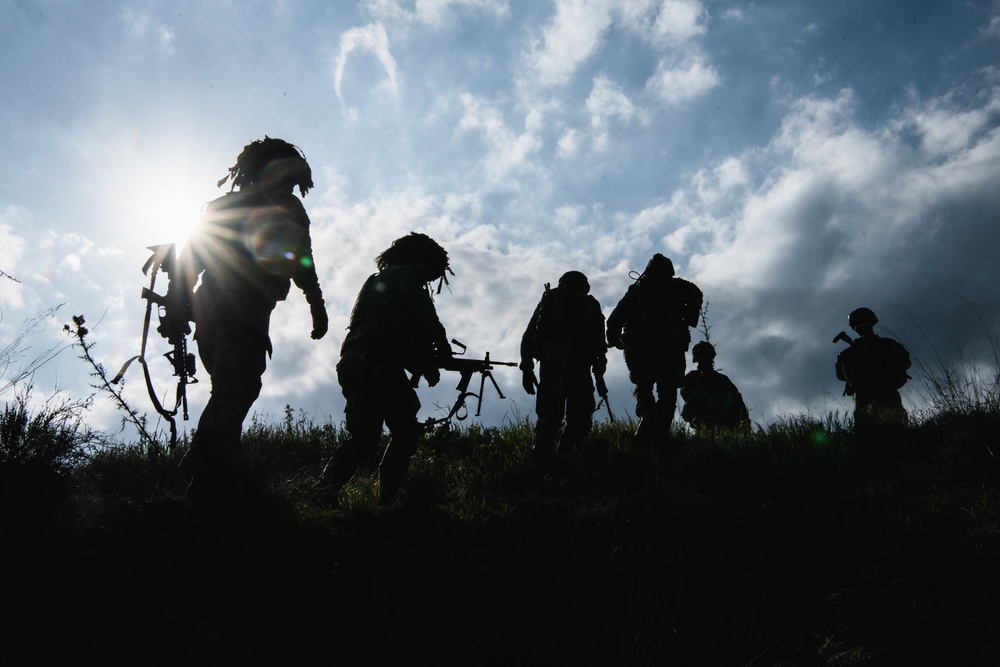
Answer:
649, 393, 677, 444
180, 428, 242, 503
532, 444, 561, 475
377, 436, 419, 504
532, 417, 564, 474
316, 438, 371, 506
633, 416, 654, 447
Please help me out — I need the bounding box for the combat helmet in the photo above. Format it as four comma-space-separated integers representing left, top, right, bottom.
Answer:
557, 270, 590, 294
848, 307, 878, 330
218, 136, 314, 197
643, 253, 675, 277
376, 232, 453, 286
692, 341, 716, 363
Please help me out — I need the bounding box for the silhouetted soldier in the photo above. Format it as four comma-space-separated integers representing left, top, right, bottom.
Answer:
520, 271, 607, 472
320, 233, 453, 504
164, 137, 329, 500
680, 341, 749, 432
835, 307, 911, 430
606, 254, 703, 445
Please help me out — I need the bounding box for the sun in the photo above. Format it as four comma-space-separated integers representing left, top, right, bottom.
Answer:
123, 168, 213, 255
140, 186, 205, 250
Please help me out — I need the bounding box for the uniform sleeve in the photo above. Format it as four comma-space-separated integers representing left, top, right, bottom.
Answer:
520, 301, 543, 368
682, 280, 703, 328
401, 271, 450, 366
606, 288, 633, 342
587, 296, 608, 365
283, 196, 323, 301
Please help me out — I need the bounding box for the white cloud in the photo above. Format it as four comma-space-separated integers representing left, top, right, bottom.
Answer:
557, 128, 581, 158
553, 204, 586, 232
334, 23, 399, 115
119, 7, 174, 52
645, 54, 720, 106
528, 0, 715, 103
455, 94, 543, 184
647, 0, 708, 45
985, 14, 1000, 36
586, 74, 648, 149
691, 157, 750, 208
531, 0, 615, 87
415, 0, 510, 25
365, 0, 509, 27
896, 88, 1000, 158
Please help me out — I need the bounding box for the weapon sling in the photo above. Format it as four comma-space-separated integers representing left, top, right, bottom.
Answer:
112, 246, 196, 449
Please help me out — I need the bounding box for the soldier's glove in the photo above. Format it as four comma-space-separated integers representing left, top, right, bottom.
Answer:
521, 368, 537, 396
154, 289, 192, 344
156, 309, 191, 345
424, 366, 441, 388
307, 292, 328, 340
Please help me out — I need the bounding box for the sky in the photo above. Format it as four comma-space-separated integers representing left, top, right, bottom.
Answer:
2, 0, 999, 443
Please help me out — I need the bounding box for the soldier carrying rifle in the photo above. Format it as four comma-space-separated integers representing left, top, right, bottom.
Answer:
520, 271, 607, 472
161, 137, 329, 502
834, 307, 911, 432
319, 232, 453, 504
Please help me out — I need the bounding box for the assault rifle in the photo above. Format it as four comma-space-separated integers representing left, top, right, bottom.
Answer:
112, 244, 198, 448
833, 330, 855, 396
833, 331, 854, 345
413, 339, 517, 426
594, 372, 616, 422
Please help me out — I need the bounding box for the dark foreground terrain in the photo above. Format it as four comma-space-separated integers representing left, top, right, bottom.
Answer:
3, 416, 999, 666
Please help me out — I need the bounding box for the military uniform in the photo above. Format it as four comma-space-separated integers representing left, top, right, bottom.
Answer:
177, 145, 327, 498
606, 255, 702, 443
321, 235, 451, 502
520, 272, 606, 468
680, 368, 749, 431
836, 334, 910, 428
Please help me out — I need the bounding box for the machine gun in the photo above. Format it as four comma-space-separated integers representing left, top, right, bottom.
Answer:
112, 244, 198, 448
413, 339, 517, 426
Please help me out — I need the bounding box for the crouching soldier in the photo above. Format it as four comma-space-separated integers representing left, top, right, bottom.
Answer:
680, 341, 749, 433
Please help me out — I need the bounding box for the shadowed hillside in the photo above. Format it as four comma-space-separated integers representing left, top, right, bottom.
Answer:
3, 407, 999, 666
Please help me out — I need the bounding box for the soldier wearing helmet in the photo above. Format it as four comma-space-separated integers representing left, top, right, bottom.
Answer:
835, 307, 911, 430
319, 233, 453, 504
606, 254, 703, 445
520, 270, 607, 472
171, 137, 328, 501
680, 341, 749, 432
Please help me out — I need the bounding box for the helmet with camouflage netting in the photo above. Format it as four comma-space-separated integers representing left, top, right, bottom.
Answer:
217, 136, 314, 197
377, 232, 453, 285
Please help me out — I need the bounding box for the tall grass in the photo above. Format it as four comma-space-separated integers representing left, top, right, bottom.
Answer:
3, 318, 1000, 665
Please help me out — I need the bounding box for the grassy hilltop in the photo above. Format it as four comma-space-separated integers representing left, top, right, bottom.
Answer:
3, 400, 999, 666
